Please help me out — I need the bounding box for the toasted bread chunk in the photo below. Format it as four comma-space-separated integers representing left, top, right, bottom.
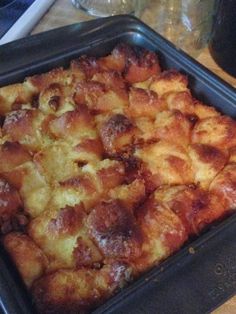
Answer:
0, 177, 26, 234
29, 204, 102, 270
192, 115, 236, 149
2, 109, 48, 151
74, 81, 128, 114
99, 114, 137, 154
32, 261, 132, 314
154, 110, 192, 146
135, 195, 187, 272
0, 83, 35, 114
3, 232, 48, 287
155, 185, 227, 235
34, 142, 80, 183
26, 67, 85, 92
210, 163, 236, 210
15, 162, 51, 218
150, 70, 188, 97
127, 87, 166, 119
135, 141, 193, 188
124, 48, 160, 83
108, 179, 146, 210
49, 159, 125, 212
38, 83, 75, 115
189, 144, 228, 188
71, 55, 101, 79
49, 106, 96, 142
88, 199, 143, 261
98, 43, 134, 72
92, 70, 127, 95
0, 141, 31, 173
194, 100, 220, 119
164, 91, 195, 115
74, 137, 104, 163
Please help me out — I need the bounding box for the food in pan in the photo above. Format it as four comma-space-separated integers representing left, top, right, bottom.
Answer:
0, 43, 235, 313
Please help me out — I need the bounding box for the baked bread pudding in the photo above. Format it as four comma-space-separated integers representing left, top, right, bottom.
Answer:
0, 43, 235, 313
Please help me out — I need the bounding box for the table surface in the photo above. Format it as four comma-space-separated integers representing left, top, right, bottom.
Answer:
31, 1, 236, 313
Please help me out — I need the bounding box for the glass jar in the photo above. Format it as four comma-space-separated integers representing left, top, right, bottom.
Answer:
71, 0, 142, 17
141, 0, 216, 57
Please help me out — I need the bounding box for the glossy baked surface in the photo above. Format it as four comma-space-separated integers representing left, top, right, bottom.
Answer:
0, 44, 235, 314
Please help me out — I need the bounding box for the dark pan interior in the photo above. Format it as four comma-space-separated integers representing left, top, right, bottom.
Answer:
0, 15, 236, 314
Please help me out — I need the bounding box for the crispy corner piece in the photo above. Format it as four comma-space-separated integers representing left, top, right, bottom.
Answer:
71, 55, 101, 79
3, 232, 48, 287
192, 115, 236, 150
87, 199, 143, 261
99, 114, 137, 154
98, 43, 161, 83
98, 43, 132, 72
135, 141, 193, 188
124, 48, 161, 83
150, 70, 188, 97
127, 87, 166, 119
134, 195, 187, 272
32, 261, 132, 314
188, 144, 228, 188
210, 163, 236, 211
155, 185, 227, 235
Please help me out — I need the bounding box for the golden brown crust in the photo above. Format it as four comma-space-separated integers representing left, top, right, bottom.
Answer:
124, 49, 160, 83
192, 115, 236, 149
154, 186, 227, 235
127, 87, 166, 119
189, 144, 228, 188
150, 70, 188, 97
210, 163, 236, 210
32, 261, 132, 314
135, 141, 193, 188
0, 43, 233, 313
134, 195, 187, 272
99, 114, 137, 154
0, 177, 29, 234
154, 110, 192, 146
49, 105, 95, 141
3, 232, 48, 287
165, 91, 195, 115
88, 200, 143, 261
0, 142, 31, 173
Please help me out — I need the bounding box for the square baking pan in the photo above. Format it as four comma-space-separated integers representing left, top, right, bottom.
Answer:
0, 15, 236, 314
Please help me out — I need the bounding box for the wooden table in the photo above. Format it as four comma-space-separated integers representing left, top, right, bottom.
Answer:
32, 1, 236, 313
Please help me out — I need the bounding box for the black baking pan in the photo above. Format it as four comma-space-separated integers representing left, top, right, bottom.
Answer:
0, 15, 236, 314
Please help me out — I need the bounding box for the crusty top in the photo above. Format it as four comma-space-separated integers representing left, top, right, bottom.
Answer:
0, 43, 235, 314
